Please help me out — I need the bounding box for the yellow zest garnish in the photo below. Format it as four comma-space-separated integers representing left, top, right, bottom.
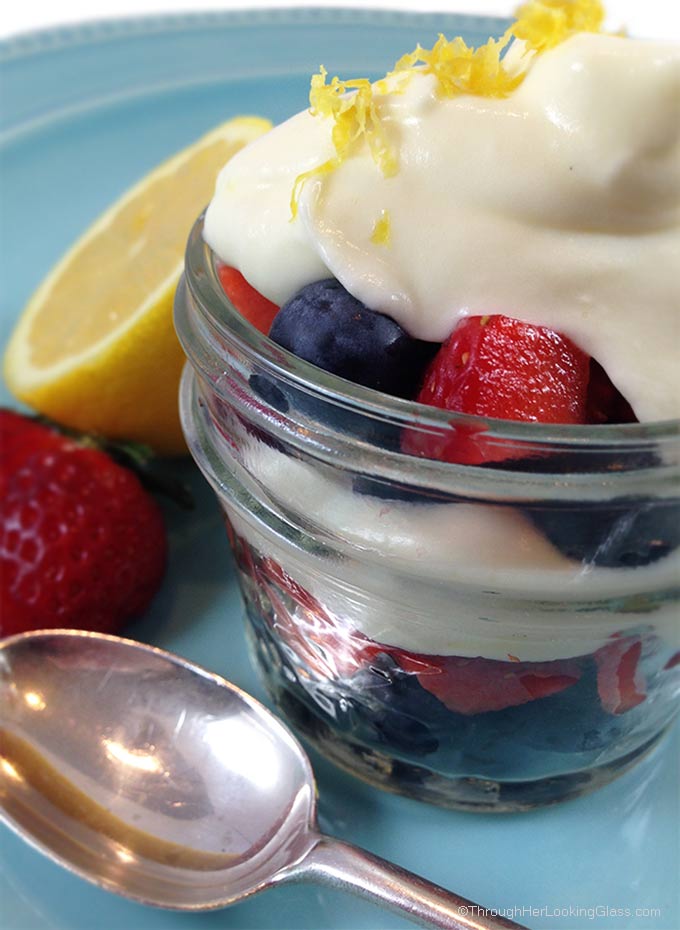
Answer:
393, 30, 522, 98
393, 0, 605, 96
512, 0, 605, 52
290, 66, 404, 218
292, 0, 605, 213
309, 67, 401, 177
370, 209, 391, 247
290, 156, 337, 220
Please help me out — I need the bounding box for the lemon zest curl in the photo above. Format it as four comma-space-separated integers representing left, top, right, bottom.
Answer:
513, 0, 605, 52
370, 209, 392, 247
292, 0, 605, 216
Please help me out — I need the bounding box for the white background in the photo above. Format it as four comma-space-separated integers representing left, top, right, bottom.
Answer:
2, 0, 680, 41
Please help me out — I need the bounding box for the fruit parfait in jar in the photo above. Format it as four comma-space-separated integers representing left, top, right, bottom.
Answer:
176, 0, 680, 811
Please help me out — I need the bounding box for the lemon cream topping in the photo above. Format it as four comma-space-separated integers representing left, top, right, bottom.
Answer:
291, 0, 606, 212
203, 3, 680, 422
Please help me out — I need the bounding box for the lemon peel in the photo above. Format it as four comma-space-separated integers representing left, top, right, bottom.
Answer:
512, 0, 605, 52
291, 0, 605, 212
290, 67, 405, 218
392, 0, 605, 100
370, 210, 392, 247
393, 30, 522, 98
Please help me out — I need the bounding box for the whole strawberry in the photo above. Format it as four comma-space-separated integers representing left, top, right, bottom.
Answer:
1, 410, 167, 637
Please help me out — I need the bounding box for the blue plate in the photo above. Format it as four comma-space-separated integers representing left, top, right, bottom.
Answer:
1, 10, 678, 930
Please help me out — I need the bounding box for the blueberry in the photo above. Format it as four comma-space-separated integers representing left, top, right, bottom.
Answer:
344, 653, 444, 756
248, 367, 404, 448
526, 497, 680, 567
352, 474, 455, 504
269, 279, 437, 399
248, 372, 289, 413
487, 660, 623, 756
484, 448, 658, 475
484, 450, 679, 568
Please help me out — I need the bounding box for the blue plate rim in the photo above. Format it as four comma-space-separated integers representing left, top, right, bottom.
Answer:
0, 7, 510, 61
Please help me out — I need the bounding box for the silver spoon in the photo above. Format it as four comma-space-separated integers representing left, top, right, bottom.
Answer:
0, 629, 525, 930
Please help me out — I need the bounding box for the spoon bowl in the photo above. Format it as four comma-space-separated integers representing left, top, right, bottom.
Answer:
0, 630, 525, 929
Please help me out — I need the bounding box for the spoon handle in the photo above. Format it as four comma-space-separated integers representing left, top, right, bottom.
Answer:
295, 834, 527, 930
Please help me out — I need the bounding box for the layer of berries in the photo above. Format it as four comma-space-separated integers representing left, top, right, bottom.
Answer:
218, 264, 680, 570
229, 542, 680, 764
228, 539, 670, 723
218, 264, 635, 444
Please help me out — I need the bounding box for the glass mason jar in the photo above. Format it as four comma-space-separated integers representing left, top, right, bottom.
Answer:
175, 215, 680, 812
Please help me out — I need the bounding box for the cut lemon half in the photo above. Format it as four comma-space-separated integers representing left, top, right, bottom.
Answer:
3, 115, 272, 456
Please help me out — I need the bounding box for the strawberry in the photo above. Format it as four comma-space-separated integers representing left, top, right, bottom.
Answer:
594, 637, 646, 715
0, 410, 63, 497
390, 650, 582, 715
664, 652, 680, 671
256, 556, 583, 714
404, 315, 591, 464
217, 265, 279, 334
255, 558, 655, 719
372, 642, 583, 716
0, 410, 167, 637
585, 359, 636, 425
258, 557, 329, 618
255, 557, 378, 678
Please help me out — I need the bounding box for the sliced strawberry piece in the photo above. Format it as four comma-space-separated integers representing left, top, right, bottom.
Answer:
255, 558, 380, 678
664, 651, 680, 671
594, 638, 646, 714
253, 558, 584, 714
586, 359, 636, 425
393, 650, 582, 715
417, 315, 591, 424
259, 557, 326, 617
217, 265, 279, 334
404, 315, 591, 464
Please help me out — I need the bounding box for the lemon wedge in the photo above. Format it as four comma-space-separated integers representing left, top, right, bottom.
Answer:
3, 115, 272, 455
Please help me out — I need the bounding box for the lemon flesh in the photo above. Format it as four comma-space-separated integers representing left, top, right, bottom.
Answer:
4, 116, 272, 455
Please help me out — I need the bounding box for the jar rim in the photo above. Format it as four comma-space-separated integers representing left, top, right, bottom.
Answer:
184, 213, 680, 452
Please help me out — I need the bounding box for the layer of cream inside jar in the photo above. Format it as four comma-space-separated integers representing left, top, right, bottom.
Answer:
224, 437, 680, 663
204, 33, 680, 423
